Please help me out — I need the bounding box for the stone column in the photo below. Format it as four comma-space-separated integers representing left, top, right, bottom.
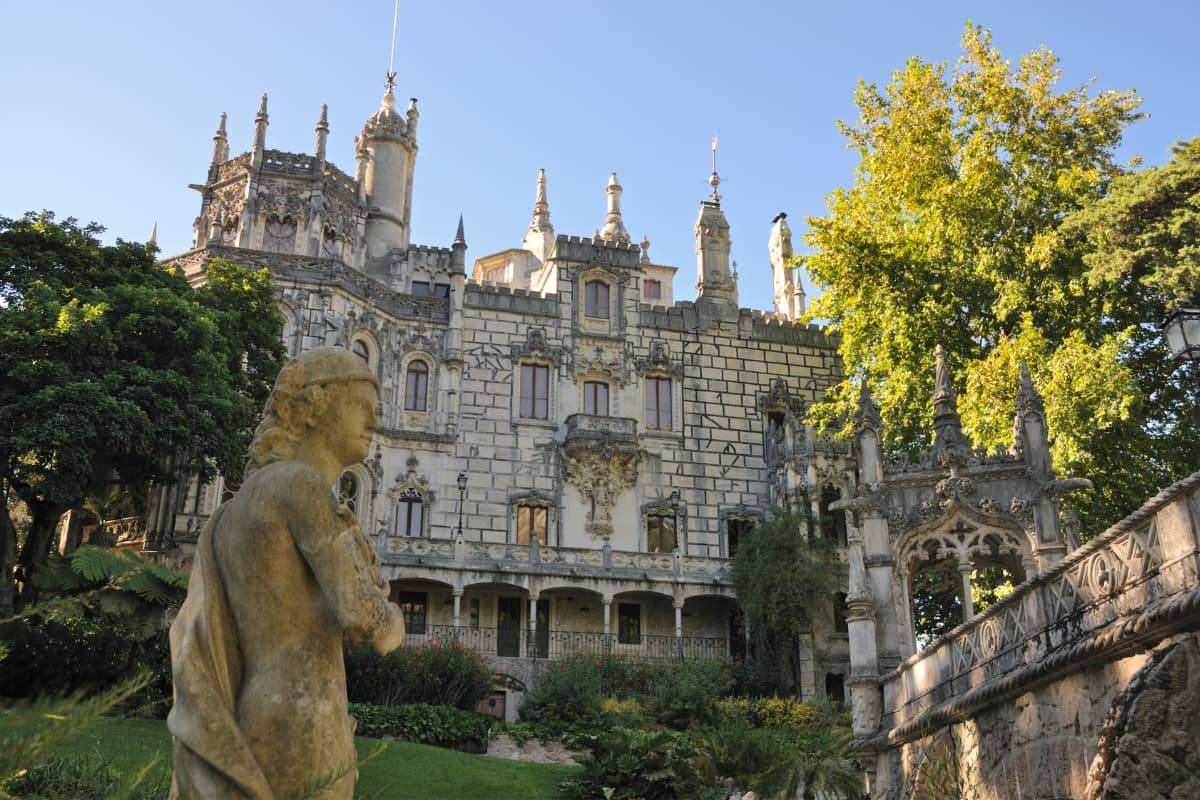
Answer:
528, 592, 539, 658
452, 587, 463, 631
958, 560, 975, 622
602, 595, 613, 654
673, 598, 684, 658
845, 527, 882, 738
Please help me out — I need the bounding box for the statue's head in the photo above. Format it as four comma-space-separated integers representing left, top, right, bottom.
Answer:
245, 347, 380, 478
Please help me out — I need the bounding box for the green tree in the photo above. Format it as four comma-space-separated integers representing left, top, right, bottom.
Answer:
802, 23, 1195, 534
0, 212, 285, 612
730, 509, 838, 696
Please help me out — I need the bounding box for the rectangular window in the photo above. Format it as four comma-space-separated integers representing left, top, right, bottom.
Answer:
433, 283, 451, 298
645, 377, 672, 431
583, 381, 609, 416
411, 281, 431, 296
520, 363, 549, 419
617, 602, 641, 645
646, 514, 676, 553
644, 279, 661, 299
515, 504, 548, 545
397, 497, 423, 536
584, 280, 610, 318
727, 519, 752, 558
469, 598, 480, 628
396, 590, 427, 635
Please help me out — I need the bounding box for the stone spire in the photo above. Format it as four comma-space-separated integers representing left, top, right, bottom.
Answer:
451, 214, 467, 273
148, 222, 158, 248
314, 104, 329, 163
769, 212, 800, 320
211, 112, 229, 166
1013, 362, 1052, 476
521, 169, 555, 262
598, 173, 631, 244
932, 345, 971, 471
529, 168, 552, 232
251, 94, 269, 166
695, 148, 737, 314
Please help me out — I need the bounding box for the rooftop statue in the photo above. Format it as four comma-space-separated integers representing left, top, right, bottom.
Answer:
168, 347, 405, 799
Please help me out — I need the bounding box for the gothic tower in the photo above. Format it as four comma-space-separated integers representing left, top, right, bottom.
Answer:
360, 80, 419, 259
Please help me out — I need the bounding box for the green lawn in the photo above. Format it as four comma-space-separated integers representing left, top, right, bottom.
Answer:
60, 717, 576, 799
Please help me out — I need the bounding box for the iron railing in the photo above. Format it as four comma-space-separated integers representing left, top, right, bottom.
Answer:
402, 623, 732, 661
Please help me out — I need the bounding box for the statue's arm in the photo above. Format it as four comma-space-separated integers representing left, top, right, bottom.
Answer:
289, 480, 405, 654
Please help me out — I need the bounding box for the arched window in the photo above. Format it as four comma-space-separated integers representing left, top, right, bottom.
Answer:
820, 486, 847, 546
404, 360, 429, 411
833, 592, 849, 634
584, 280, 610, 318
221, 218, 239, 245
262, 214, 297, 254
583, 381, 609, 416
321, 227, 341, 259
396, 494, 424, 537
338, 471, 360, 515
351, 339, 370, 363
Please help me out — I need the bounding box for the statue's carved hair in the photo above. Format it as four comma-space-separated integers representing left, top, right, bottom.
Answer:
243, 348, 378, 479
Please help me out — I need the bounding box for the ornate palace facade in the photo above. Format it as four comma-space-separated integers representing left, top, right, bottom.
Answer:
147, 79, 856, 715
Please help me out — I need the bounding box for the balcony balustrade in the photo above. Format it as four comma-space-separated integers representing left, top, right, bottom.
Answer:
401, 623, 733, 661
562, 413, 639, 452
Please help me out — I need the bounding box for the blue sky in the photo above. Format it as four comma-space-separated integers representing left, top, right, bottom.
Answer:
2, 1, 1197, 313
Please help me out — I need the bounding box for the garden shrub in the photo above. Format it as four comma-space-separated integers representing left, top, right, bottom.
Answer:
715, 695, 821, 730
0, 616, 172, 715
519, 653, 738, 734
695, 720, 796, 798
349, 702, 493, 749
344, 639, 492, 709
560, 727, 722, 800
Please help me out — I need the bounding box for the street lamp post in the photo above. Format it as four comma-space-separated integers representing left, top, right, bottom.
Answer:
456, 472, 467, 539
1163, 303, 1200, 393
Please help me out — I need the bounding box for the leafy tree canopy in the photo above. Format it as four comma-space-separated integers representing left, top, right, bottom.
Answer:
0, 212, 285, 609
802, 23, 1196, 533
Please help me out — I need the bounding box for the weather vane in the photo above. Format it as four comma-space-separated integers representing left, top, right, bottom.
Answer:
709, 133, 721, 202
385, 0, 399, 91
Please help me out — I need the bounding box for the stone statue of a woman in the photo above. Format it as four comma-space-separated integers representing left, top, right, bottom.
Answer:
168, 347, 405, 799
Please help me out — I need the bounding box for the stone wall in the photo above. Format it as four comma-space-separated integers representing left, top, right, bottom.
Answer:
865, 472, 1200, 799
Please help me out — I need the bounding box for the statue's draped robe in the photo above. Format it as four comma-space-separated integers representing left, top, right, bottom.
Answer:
168, 461, 399, 799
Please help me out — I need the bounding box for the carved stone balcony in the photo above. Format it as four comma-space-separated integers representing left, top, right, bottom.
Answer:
562, 413, 638, 452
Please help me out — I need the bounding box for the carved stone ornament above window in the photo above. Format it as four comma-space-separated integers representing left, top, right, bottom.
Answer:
387, 453, 434, 503
511, 326, 562, 366
635, 341, 683, 379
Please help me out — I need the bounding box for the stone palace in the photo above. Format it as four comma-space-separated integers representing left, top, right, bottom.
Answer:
143, 78, 857, 716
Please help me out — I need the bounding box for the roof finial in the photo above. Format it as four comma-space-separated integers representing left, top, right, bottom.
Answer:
314, 104, 329, 162
931, 345, 970, 472
251, 94, 269, 165
529, 168, 552, 232
210, 111, 229, 166
599, 172, 631, 244
640, 234, 651, 264
708, 133, 721, 203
